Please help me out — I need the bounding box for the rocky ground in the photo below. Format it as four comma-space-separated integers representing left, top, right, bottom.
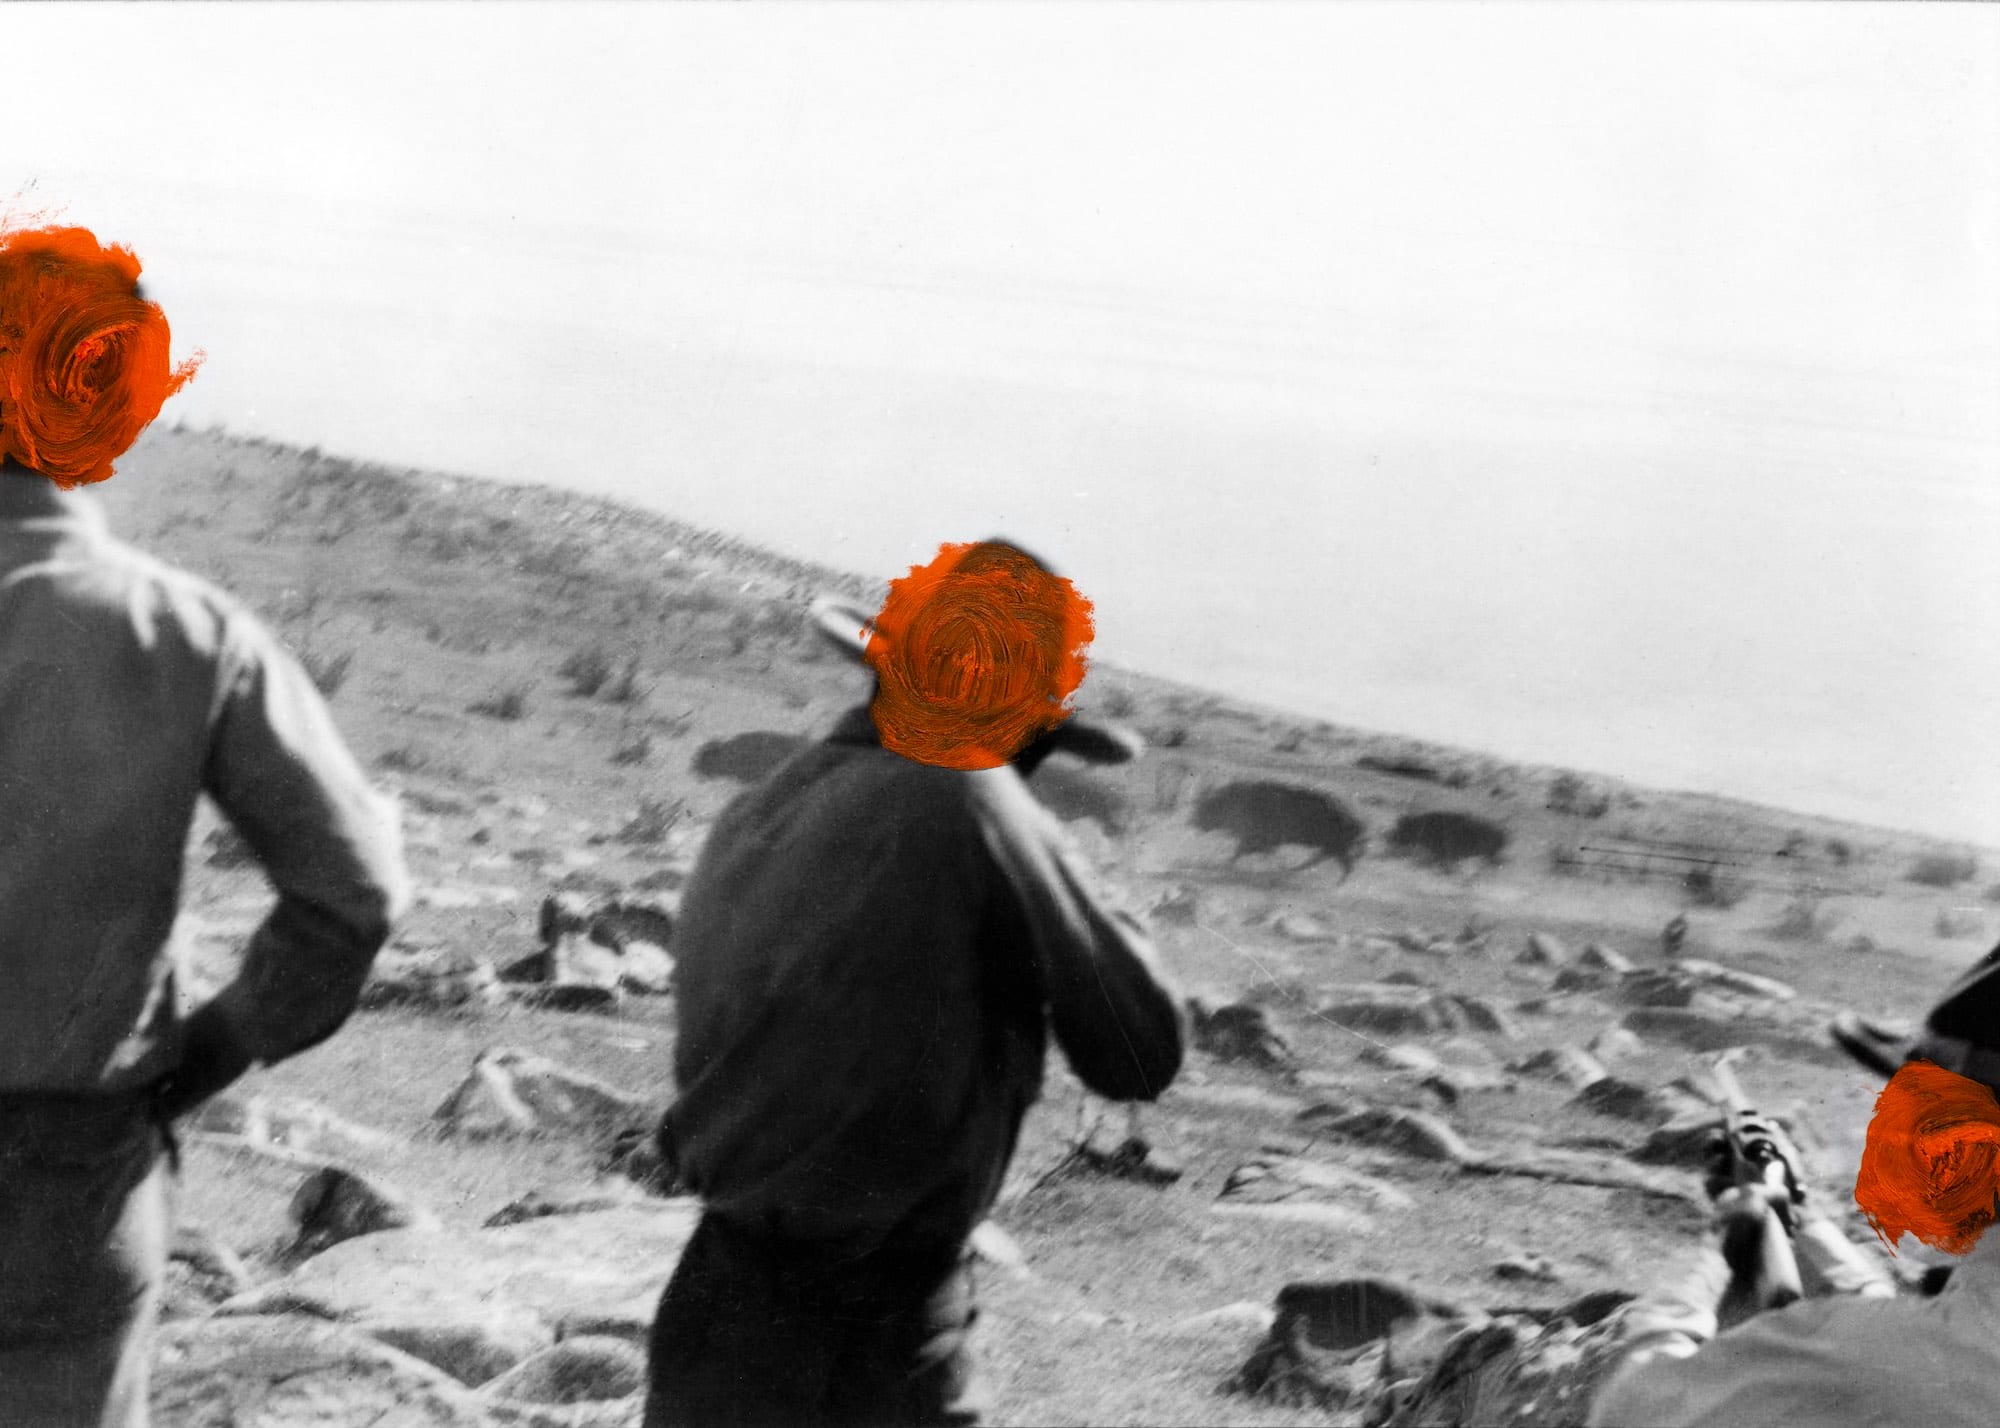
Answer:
101, 427, 1994, 1425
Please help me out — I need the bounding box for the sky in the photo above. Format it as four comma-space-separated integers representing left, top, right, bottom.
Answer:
7, 2, 1999, 843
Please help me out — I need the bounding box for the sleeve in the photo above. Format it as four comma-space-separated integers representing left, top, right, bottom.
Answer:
199, 609, 412, 1064
963, 764, 1185, 1101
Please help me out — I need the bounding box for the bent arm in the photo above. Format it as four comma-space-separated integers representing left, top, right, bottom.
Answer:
199, 613, 411, 1066
965, 764, 1184, 1101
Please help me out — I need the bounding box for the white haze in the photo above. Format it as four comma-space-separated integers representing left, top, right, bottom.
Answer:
6, 2, 1998, 843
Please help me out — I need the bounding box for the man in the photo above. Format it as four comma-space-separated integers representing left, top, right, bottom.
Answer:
645, 566, 1185, 1427
0, 229, 409, 1426
1588, 948, 2000, 1426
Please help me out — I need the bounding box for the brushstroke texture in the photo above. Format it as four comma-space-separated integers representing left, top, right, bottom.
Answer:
1854, 1059, 2000, 1255
865, 541, 1093, 770
0, 226, 200, 487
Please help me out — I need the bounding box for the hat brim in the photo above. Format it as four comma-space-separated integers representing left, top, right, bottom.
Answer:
804, 595, 1143, 767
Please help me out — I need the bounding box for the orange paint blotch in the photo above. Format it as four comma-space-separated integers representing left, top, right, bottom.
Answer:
0, 225, 200, 488
864, 541, 1095, 770
1854, 1058, 2000, 1255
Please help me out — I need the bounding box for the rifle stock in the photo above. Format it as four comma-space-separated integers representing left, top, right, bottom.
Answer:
1713, 1057, 1805, 1314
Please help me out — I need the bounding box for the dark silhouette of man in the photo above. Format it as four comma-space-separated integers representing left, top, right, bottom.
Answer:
645, 573, 1184, 1427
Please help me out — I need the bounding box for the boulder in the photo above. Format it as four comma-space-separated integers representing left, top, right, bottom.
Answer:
434, 1048, 656, 1146
479, 1336, 646, 1405
152, 1314, 492, 1424
218, 1202, 701, 1383
290, 1166, 441, 1260
1229, 1279, 1466, 1410
1190, 999, 1296, 1073
1506, 1047, 1608, 1090
1434, 995, 1519, 1039
1517, 932, 1569, 967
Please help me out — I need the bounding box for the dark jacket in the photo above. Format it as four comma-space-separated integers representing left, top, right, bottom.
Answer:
662, 707, 1183, 1254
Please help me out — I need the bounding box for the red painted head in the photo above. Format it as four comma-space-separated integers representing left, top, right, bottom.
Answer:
863, 540, 1095, 770
0, 225, 200, 487
1854, 1058, 2000, 1255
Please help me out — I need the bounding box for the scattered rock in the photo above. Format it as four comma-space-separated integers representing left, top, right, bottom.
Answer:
1229, 1279, 1465, 1410
1149, 884, 1202, 925
1587, 1026, 1645, 1062
1676, 958, 1798, 1003
290, 1166, 441, 1260
1630, 1112, 1727, 1171
1517, 932, 1568, 967
218, 1203, 702, 1383
1507, 1047, 1607, 1090
968, 1220, 1031, 1280
1190, 999, 1297, 1073
1435, 995, 1519, 1039
1578, 943, 1634, 975
163, 1224, 254, 1319
484, 1188, 647, 1229
1373, 1295, 1639, 1427
152, 1315, 492, 1424
188, 1094, 400, 1160
513, 983, 623, 1014
479, 1336, 646, 1405
1490, 1254, 1561, 1285
1317, 985, 1451, 1037
1270, 910, 1341, 942
434, 1048, 656, 1146
1571, 1077, 1712, 1126
1361, 1043, 1443, 1075
1074, 1134, 1185, 1186
1220, 1154, 1415, 1221
361, 946, 506, 1012
1298, 1103, 1473, 1163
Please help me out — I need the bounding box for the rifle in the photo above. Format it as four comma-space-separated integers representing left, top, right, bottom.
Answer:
1711, 1055, 1806, 1318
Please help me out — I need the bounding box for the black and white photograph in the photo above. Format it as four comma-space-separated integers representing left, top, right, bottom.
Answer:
3, 3, 1997, 1425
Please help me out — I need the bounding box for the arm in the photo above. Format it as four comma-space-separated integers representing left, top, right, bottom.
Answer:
168, 610, 410, 1110
964, 763, 1184, 1101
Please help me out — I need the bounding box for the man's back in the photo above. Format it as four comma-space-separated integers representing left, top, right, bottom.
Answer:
0, 476, 405, 1092
665, 712, 1050, 1252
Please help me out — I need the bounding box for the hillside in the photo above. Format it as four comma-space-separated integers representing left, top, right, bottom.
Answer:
96, 425, 1996, 1424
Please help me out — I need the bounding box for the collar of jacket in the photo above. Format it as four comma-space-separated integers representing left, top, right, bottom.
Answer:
0, 467, 101, 526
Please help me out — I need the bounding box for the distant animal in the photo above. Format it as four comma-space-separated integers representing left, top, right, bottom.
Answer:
1192, 780, 1365, 878
1385, 811, 1508, 873
1027, 762, 1130, 836
691, 731, 808, 784
1661, 913, 1689, 958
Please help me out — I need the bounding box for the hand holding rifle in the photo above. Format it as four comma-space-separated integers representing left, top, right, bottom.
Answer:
1705, 1055, 1809, 1326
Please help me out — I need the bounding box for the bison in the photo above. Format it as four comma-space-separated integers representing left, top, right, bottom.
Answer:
691, 730, 808, 784
1192, 780, 1365, 878
1385, 811, 1508, 873
1027, 762, 1130, 836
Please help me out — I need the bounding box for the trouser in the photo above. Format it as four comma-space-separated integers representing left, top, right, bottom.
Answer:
644, 1211, 990, 1428
0, 1092, 172, 1428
